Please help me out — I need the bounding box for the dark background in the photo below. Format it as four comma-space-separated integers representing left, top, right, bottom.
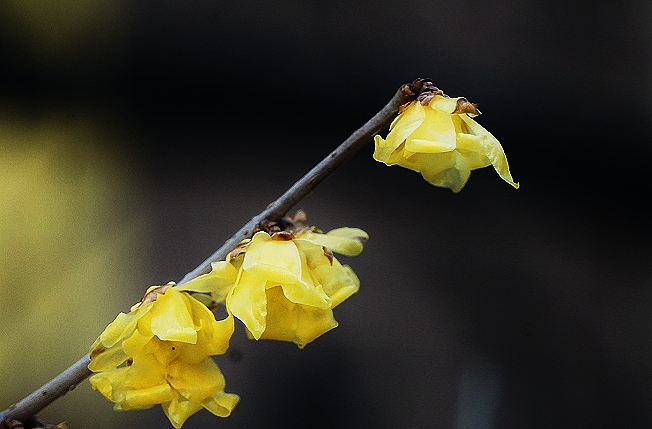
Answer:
1, 1, 650, 428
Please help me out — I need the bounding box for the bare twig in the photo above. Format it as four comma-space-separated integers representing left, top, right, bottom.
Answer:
0, 79, 428, 424
0, 356, 91, 424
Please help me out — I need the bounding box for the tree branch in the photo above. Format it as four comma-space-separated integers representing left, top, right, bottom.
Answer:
0, 79, 427, 424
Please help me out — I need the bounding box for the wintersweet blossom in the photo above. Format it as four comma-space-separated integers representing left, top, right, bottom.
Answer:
221, 226, 367, 348
88, 284, 239, 428
374, 91, 519, 193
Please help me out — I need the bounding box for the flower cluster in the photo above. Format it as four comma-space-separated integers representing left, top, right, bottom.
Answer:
178, 219, 368, 349
89, 215, 368, 427
226, 226, 366, 348
88, 284, 239, 428
374, 88, 518, 193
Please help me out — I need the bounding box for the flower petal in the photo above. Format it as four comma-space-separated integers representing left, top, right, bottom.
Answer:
298, 227, 368, 256
243, 232, 303, 284
202, 392, 240, 418
162, 398, 203, 429
405, 108, 457, 153
175, 261, 237, 304
312, 262, 360, 308
178, 299, 234, 363
374, 102, 426, 163
260, 286, 338, 349
460, 115, 519, 189
167, 357, 224, 403
149, 289, 197, 344
227, 269, 268, 339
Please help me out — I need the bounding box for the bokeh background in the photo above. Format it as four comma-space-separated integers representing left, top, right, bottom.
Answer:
1, 1, 650, 428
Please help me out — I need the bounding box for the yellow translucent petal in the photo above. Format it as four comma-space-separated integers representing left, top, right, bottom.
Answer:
178, 300, 234, 363
263, 243, 328, 308
175, 261, 237, 304
293, 240, 359, 306
96, 312, 142, 349
162, 398, 203, 429
455, 132, 484, 153
406, 108, 457, 153
149, 289, 197, 344
260, 286, 338, 348
226, 269, 268, 339
89, 309, 152, 371
398, 151, 455, 178
384, 102, 426, 149
137, 336, 182, 367
374, 137, 411, 166
89, 369, 129, 402
299, 227, 368, 256
283, 282, 331, 308
124, 353, 169, 389
167, 358, 224, 403
243, 232, 303, 284
311, 262, 360, 308
202, 392, 240, 418
373, 135, 393, 163
405, 138, 455, 153
90, 354, 171, 407
121, 325, 154, 358
120, 384, 175, 410
88, 346, 128, 372
429, 95, 459, 113
460, 115, 519, 189
420, 153, 472, 193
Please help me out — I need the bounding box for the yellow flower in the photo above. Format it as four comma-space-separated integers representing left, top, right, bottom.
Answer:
88, 284, 239, 428
224, 227, 367, 348
374, 92, 519, 193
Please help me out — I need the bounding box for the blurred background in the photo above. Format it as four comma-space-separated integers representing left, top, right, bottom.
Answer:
1, 1, 650, 428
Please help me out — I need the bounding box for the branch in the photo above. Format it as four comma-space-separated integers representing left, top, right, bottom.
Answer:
0, 79, 427, 424
176, 80, 422, 284
0, 356, 91, 424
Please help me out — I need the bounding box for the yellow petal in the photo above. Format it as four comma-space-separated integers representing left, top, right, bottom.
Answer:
89, 310, 148, 371
120, 384, 175, 410
175, 261, 237, 304
311, 262, 360, 308
90, 354, 173, 408
167, 358, 224, 403
202, 392, 240, 418
179, 299, 234, 363
162, 398, 203, 429
374, 102, 425, 163
149, 289, 197, 344
405, 108, 457, 153
298, 227, 368, 256
89, 369, 128, 402
384, 102, 426, 151
276, 248, 331, 309
88, 345, 129, 373
226, 269, 268, 339
397, 151, 455, 178
429, 94, 459, 113
96, 312, 142, 349
121, 325, 154, 358
460, 115, 519, 189
243, 232, 303, 284
279, 282, 331, 309
374, 137, 411, 166
420, 152, 472, 193
260, 286, 338, 348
